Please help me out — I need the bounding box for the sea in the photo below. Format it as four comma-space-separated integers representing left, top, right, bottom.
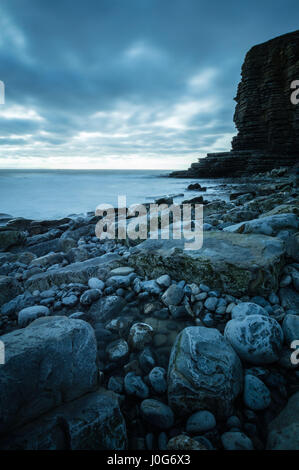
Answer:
0, 169, 233, 220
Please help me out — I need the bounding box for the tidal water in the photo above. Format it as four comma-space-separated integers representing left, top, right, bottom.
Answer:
0, 169, 232, 220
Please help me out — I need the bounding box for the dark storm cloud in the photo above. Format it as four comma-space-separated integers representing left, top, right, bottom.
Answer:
0, 0, 298, 167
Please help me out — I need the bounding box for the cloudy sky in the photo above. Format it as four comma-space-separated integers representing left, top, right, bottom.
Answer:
0, 0, 297, 169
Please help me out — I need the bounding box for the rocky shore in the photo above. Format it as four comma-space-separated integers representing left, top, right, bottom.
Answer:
0, 169, 298, 450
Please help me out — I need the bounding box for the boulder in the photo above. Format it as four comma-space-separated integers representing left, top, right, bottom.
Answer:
224, 214, 299, 236
224, 314, 284, 364
88, 295, 126, 323
24, 253, 121, 291
18, 305, 50, 327
279, 287, 299, 311
167, 327, 243, 418
267, 392, 299, 450
231, 302, 269, 319
0, 275, 21, 307
243, 374, 271, 410
282, 314, 299, 344
0, 389, 127, 450
140, 399, 174, 430
167, 435, 207, 450
128, 323, 154, 350
129, 233, 285, 296
162, 284, 184, 306
186, 410, 216, 434
0, 229, 26, 251
221, 432, 253, 450
0, 316, 98, 433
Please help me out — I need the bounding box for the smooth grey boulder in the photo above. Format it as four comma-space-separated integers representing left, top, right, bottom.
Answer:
0, 389, 127, 450
267, 392, 299, 450
24, 253, 121, 292
231, 302, 269, 319
224, 314, 284, 364
18, 305, 50, 327
243, 374, 271, 410
167, 327, 243, 418
129, 233, 285, 296
0, 316, 98, 434
282, 314, 299, 344
140, 399, 174, 430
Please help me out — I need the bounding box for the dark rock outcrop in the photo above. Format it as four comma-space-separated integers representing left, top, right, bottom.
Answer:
170, 31, 299, 178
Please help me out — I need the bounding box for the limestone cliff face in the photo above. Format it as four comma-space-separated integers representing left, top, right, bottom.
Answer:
232, 30, 299, 155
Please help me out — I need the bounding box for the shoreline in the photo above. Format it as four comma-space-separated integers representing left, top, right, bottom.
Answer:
0, 169, 298, 450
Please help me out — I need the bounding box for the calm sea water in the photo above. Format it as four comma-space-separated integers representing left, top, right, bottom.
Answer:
0, 169, 230, 220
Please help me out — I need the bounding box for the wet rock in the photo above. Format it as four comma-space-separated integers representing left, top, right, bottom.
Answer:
168, 326, 243, 418
224, 214, 299, 236
148, 367, 167, 394
80, 288, 101, 305
0, 316, 98, 434
109, 266, 135, 276
88, 277, 105, 290
0, 229, 26, 250
62, 294, 78, 308
186, 410, 216, 434
162, 284, 184, 306
221, 432, 253, 450
167, 434, 207, 450
124, 372, 149, 399
128, 323, 154, 350
0, 276, 21, 307
129, 233, 285, 296
231, 302, 269, 319
18, 305, 50, 328
279, 287, 299, 312
0, 389, 127, 450
89, 295, 126, 323
140, 399, 174, 429
156, 274, 171, 288
24, 253, 121, 292
224, 314, 284, 364
106, 339, 129, 362
243, 374, 271, 410
282, 314, 299, 344
267, 392, 299, 450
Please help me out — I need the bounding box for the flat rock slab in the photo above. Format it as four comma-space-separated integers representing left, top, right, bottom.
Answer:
0, 316, 97, 434
0, 389, 127, 450
24, 253, 121, 292
129, 232, 285, 296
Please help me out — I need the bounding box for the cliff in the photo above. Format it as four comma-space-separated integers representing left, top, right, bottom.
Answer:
171, 30, 299, 178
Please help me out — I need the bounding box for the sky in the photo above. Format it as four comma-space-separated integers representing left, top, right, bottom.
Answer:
0, 0, 297, 170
